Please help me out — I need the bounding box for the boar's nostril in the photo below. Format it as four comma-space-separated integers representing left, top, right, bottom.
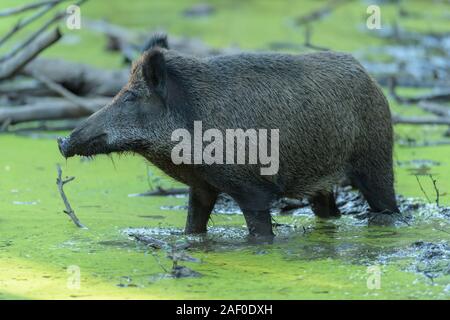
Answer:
57, 137, 69, 158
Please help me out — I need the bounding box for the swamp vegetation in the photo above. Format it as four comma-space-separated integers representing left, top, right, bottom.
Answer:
0, 0, 449, 299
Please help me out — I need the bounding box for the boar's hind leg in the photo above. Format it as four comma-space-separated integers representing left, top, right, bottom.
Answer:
349, 156, 400, 225
309, 191, 341, 219
231, 192, 275, 238
185, 186, 218, 234
350, 169, 399, 214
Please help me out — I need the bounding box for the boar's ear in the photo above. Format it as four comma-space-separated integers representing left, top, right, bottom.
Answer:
142, 50, 167, 103
142, 33, 169, 51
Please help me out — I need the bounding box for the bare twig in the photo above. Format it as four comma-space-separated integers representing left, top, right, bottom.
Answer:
0, 28, 61, 80
56, 164, 87, 229
83, 19, 139, 62
303, 24, 329, 51
415, 175, 431, 203
0, 1, 59, 48
428, 174, 440, 207
0, 0, 64, 17
150, 251, 169, 273
29, 71, 99, 112
295, 0, 348, 26
0, 0, 87, 63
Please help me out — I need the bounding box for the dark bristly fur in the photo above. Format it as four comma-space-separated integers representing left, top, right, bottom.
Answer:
58, 34, 400, 239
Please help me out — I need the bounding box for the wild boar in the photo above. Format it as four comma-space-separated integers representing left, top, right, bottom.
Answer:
58, 34, 400, 239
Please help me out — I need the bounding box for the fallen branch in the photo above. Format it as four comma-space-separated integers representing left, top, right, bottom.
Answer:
392, 115, 450, 126
0, 96, 110, 124
128, 187, 189, 197
418, 101, 450, 117
371, 20, 450, 45
389, 77, 450, 104
132, 234, 191, 251
0, 28, 61, 80
132, 234, 170, 249
0, 1, 60, 47
3, 120, 81, 134
0, 78, 51, 97
30, 71, 99, 112
22, 58, 128, 96
56, 164, 87, 229
83, 18, 136, 42
83, 18, 140, 63
0, 0, 87, 63
0, 0, 63, 17
398, 139, 450, 147
83, 18, 239, 58
0, 118, 11, 132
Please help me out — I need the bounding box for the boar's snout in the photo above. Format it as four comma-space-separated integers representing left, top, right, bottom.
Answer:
57, 123, 109, 158
57, 137, 71, 158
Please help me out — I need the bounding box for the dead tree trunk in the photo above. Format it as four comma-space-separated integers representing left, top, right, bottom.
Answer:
0, 28, 61, 80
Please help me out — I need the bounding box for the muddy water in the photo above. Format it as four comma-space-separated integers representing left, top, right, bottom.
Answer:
1, 134, 449, 298
124, 187, 450, 293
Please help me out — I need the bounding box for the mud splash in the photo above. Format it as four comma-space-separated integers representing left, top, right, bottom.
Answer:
379, 241, 450, 282
159, 186, 449, 222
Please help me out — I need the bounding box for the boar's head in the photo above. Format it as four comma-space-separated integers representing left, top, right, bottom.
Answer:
58, 44, 172, 159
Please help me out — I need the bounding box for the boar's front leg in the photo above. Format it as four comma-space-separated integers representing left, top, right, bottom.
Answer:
185, 186, 218, 234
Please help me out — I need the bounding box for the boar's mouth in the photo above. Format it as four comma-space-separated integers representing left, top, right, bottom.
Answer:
57, 133, 110, 158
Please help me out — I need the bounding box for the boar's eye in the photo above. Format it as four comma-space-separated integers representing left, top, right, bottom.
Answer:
123, 90, 138, 103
